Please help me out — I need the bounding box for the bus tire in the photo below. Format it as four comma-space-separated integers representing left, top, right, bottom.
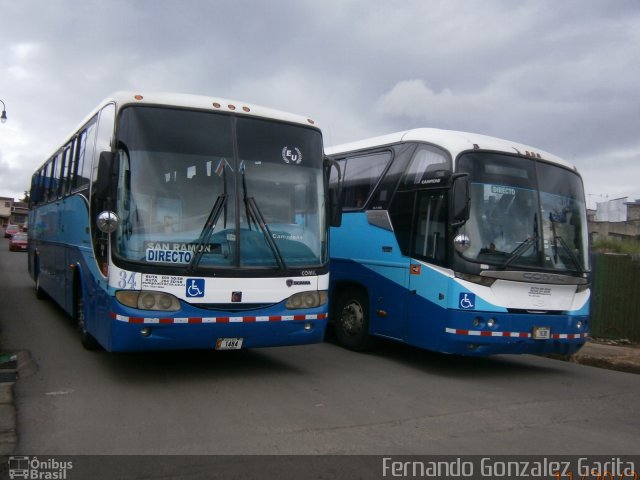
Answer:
333, 288, 374, 351
74, 282, 100, 351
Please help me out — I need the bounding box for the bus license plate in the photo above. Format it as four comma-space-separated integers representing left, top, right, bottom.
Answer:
216, 338, 243, 350
533, 327, 551, 340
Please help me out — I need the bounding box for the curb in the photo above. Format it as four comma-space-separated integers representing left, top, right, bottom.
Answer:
569, 353, 640, 375
0, 353, 17, 456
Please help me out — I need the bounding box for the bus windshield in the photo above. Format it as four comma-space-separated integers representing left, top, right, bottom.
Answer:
457, 152, 589, 273
114, 106, 326, 271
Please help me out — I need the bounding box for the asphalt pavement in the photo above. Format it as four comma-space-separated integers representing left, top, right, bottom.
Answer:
0, 338, 638, 455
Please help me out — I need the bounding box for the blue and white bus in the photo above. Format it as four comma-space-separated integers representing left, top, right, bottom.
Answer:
327, 128, 590, 356
28, 92, 340, 352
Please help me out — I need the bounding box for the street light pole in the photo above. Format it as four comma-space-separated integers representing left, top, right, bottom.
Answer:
0, 99, 7, 123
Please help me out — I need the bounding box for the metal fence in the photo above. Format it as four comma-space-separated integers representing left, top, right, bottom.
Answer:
590, 253, 640, 342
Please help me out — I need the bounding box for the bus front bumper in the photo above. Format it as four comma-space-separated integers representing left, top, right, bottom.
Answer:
106, 308, 328, 352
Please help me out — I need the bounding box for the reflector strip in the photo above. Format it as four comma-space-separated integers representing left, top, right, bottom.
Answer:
112, 312, 326, 324
445, 328, 588, 339
445, 328, 530, 338
550, 333, 589, 339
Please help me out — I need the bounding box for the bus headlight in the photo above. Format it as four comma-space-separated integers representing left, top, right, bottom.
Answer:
285, 291, 328, 310
116, 291, 181, 311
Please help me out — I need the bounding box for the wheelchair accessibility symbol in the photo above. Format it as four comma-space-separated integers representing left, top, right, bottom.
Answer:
186, 278, 205, 298
459, 293, 476, 310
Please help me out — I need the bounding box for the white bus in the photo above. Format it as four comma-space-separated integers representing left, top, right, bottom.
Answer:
327, 128, 589, 355
29, 91, 340, 351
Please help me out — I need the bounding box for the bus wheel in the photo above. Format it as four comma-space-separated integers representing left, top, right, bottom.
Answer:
333, 288, 374, 351
74, 284, 100, 351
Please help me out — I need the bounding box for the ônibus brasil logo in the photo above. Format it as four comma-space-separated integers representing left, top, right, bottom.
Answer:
8, 456, 73, 479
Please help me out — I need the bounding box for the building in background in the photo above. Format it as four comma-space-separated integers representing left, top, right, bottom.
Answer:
589, 197, 640, 242
0, 196, 13, 228
0, 197, 28, 229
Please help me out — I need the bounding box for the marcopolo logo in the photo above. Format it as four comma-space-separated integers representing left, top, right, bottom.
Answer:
8, 456, 73, 479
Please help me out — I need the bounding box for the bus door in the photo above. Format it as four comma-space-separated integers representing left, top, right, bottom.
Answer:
365, 242, 411, 342
406, 190, 450, 345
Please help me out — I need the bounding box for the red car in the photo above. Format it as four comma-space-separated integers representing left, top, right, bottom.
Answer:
9, 232, 28, 251
4, 224, 20, 238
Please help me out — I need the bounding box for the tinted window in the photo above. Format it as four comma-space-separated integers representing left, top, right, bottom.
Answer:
401, 145, 451, 187
74, 120, 97, 191
47, 156, 58, 201
340, 151, 392, 209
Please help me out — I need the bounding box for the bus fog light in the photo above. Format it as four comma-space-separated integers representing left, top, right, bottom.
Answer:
304, 322, 313, 331
576, 320, 583, 330
487, 318, 496, 329
140, 327, 152, 337
473, 317, 482, 327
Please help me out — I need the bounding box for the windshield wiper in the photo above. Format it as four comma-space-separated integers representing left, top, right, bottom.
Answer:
239, 162, 286, 270
246, 196, 287, 270
500, 213, 538, 269
187, 194, 227, 272
548, 212, 584, 274
501, 235, 537, 269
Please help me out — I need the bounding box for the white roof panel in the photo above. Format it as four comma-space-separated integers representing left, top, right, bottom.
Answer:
326, 127, 575, 170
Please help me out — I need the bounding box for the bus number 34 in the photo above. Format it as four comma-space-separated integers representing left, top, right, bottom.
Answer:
118, 271, 138, 289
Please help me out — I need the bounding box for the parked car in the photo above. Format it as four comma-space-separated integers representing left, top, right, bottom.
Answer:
4, 224, 20, 238
9, 232, 28, 251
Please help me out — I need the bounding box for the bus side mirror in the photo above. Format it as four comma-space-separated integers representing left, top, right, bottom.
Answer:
451, 174, 470, 228
324, 157, 343, 227
94, 151, 115, 200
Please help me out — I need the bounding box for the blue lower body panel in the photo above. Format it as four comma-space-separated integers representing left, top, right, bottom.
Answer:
331, 259, 589, 357
98, 298, 327, 352
426, 310, 588, 356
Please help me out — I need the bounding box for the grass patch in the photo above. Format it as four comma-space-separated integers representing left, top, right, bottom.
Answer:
591, 238, 640, 255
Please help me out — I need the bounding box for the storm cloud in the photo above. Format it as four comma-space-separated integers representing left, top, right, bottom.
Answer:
1, 0, 639, 206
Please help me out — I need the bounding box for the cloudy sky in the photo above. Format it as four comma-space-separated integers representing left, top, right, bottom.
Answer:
1, 0, 639, 208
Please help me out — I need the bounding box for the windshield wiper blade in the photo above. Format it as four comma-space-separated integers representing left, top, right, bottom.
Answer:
239, 161, 286, 270
187, 194, 227, 272
246, 196, 287, 270
549, 212, 560, 263
555, 235, 584, 274
500, 213, 538, 269
501, 235, 537, 269
548, 212, 584, 273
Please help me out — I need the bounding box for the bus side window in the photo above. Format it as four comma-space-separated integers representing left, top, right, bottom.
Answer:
91, 103, 116, 190
56, 149, 67, 198
74, 120, 97, 191
412, 193, 447, 264
388, 191, 414, 256
402, 145, 451, 186
48, 156, 58, 202
29, 173, 39, 207
340, 151, 392, 210
63, 140, 76, 196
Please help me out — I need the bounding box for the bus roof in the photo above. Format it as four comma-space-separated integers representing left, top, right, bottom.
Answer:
68, 91, 319, 142
325, 127, 576, 171
38, 91, 321, 174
